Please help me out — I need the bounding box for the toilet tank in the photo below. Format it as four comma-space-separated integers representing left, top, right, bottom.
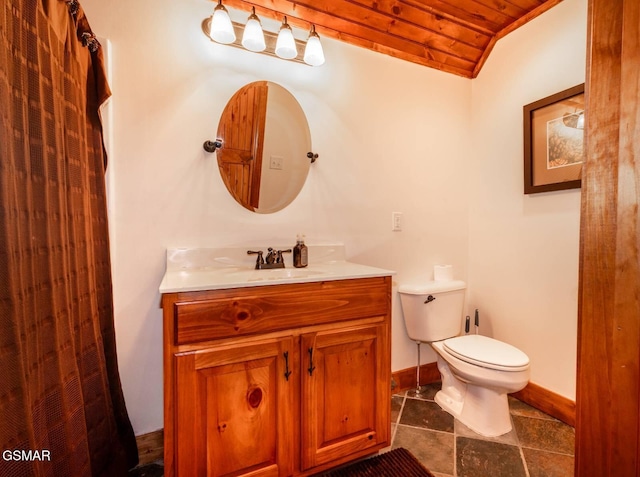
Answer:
399, 280, 466, 342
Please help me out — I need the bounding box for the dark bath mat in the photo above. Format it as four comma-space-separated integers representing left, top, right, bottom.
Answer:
315, 448, 436, 477
128, 462, 164, 477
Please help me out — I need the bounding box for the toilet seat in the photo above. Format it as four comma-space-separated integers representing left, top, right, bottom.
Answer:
443, 335, 529, 372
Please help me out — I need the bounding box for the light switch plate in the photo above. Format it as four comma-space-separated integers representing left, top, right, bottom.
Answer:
392, 212, 403, 231
270, 155, 283, 170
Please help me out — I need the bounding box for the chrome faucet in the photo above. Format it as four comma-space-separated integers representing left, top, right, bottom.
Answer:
247, 247, 292, 269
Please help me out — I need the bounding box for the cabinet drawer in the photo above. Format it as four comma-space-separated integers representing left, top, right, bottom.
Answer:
170, 277, 390, 345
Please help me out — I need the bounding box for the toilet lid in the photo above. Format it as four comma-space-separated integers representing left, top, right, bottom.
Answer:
443, 335, 530, 371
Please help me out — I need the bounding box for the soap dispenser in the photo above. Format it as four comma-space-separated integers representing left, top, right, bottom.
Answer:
293, 234, 308, 268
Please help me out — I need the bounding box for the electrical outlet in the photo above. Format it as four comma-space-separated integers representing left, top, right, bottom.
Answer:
392, 212, 403, 231
270, 155, 283, 170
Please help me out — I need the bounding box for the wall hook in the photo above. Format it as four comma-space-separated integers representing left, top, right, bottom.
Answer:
203, 139, 223, 153
307, 152, 318, 163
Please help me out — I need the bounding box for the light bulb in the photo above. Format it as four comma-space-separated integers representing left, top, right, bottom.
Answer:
242, 7, 266, 52
209, 0, 235, 45
303, 26, 325, 66
275, 17, 297, 60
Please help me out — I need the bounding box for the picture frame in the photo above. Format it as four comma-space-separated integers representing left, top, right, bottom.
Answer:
523, 84, 585, 194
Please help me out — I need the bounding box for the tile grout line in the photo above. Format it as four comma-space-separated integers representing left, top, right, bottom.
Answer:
510, 412, 527, 474
395, 422, 455, 436
518, 445, 576, 457
519, 446, 531, 477
453, 416, 457, 477
390, 391, 408, 447
510, 413, 532, 477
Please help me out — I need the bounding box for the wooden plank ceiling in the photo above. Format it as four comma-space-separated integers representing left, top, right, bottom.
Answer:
221, 0, 563, 78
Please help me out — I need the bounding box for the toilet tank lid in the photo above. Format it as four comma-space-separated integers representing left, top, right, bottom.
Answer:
399, 280, 466, 295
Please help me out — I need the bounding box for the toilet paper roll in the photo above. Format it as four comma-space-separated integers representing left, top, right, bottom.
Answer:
434, 264, 454, 281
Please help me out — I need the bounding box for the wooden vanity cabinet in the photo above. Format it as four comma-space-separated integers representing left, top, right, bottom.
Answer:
162, 276, 391, 477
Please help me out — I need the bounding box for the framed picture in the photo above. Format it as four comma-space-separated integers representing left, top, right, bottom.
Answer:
523, 84, 585, 194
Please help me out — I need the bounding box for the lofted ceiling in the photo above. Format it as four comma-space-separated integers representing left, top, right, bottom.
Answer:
221, 0, 563, 78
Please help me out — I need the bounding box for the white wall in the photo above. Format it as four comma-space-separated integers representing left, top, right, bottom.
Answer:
468, 0, 586, 400
83, 0, 471, 435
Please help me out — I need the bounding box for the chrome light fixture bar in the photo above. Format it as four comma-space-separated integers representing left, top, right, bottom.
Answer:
203, 1, 325, 66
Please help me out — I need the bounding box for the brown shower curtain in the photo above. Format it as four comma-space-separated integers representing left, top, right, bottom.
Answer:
0, 1, 138, 476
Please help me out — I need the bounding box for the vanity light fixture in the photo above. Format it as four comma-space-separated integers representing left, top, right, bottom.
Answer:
209, 0, 235, 45
202, 7, 325, 66
275, 17, 297, 60
241, 7, 266, 52
303, 25, 325, 66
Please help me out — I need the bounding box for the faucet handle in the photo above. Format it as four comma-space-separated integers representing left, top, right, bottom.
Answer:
276, 249, 292, 263
247, 250, 264, 268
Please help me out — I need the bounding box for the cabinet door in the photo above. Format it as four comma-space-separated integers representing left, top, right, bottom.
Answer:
301, 323, 390, 470
174, 337, 295, 477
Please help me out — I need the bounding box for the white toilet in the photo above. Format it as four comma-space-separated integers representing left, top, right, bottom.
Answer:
399, 280, 530, 437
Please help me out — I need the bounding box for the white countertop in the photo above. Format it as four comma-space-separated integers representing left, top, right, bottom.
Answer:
159, 245, 395, 293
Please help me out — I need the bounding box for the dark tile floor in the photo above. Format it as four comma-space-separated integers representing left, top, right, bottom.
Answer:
129, 383, 575, 477
391, 383, 575, 477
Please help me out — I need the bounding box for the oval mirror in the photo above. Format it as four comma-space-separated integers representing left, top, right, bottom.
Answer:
216, 81, 312, 213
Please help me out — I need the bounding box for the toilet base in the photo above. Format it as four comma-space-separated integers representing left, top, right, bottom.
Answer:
435, 356, 513, 437
435, 386, 512, 437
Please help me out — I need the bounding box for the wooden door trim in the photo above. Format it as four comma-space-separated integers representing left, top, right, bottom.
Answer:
575, 0, 640, 474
